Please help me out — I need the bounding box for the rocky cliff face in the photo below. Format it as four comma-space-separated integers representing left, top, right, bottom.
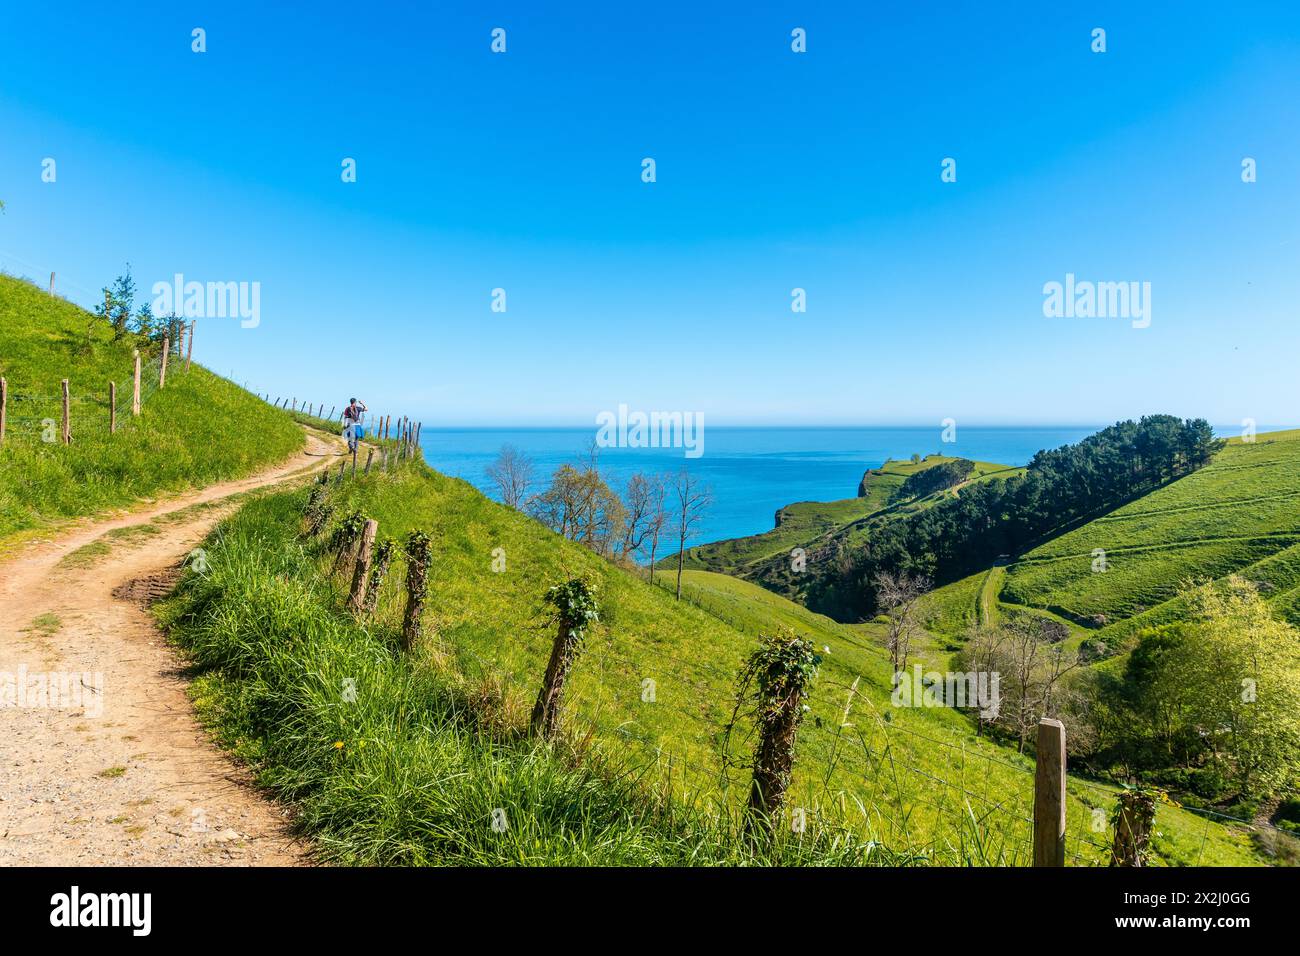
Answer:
857, 469, 880, 497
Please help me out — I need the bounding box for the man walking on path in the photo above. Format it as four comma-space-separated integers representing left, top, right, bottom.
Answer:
342, 397, 367, 454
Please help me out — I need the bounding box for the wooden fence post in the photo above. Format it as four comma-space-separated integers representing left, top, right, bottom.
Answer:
49, 272, 55, 295
530, 580, 599, 740
401, 532, 431, 651
132, 351, 142, 415
61, 379, 71, 445
0, 377, 7, 445
336, 461, 345, 485
159, 337, 170, 388
109, 382, 117, 434
742, 634, 819, 839
351, 442, 358, 477
1034, 717, 1067, 867
364, 448, 374, 475
329, 405, 336, 421
362, 539, 395, 613
1111, 791, 1157, 867
347, 519, 379, 612
186, 321, 195, 371
292, 398, 297, 412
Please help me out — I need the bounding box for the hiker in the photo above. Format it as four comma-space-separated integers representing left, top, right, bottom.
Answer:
342, 397, 368, 453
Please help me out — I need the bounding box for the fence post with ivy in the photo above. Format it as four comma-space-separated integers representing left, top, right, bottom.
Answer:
401, 531, 432, 651
530, 579, 600, 741
737, 632, 820, 839
362, 538, 395, 613
347, 518, 379, 612
1110, 789, 1158, 867
330, 510, 367, 574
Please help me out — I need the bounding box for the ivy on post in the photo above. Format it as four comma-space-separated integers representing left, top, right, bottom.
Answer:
530, 579, 600, 741
347, 519, 379, 612
401, 531, 432, 651
1110, 788, 1162, 867
729, 631, 820, 841
362, 538, 395, 613
330, 510, 367, 574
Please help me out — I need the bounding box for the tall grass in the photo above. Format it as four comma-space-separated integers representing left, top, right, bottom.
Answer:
160, 463, 1263, 866
161, 492, 920, 866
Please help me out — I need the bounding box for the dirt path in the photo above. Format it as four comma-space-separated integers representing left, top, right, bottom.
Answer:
0, 430, 343, 866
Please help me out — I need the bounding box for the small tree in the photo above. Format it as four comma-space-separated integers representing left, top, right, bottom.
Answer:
530, 460, 626, 557
131, 301, 157, 341
486, 444, 534, 509
670, 469, 711, 600
98, 266, 136, 341
874, 571, 931, 674
959, 617, 1080, 752
621, 472, 655, 563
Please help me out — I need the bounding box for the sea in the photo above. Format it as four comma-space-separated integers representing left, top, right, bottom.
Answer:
414, 426, 1102, 545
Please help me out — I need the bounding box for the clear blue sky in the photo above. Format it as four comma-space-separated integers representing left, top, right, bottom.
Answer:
1, 1, 1297, 427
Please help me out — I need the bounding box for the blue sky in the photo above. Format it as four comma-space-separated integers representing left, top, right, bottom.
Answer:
1, 1, 1297, 427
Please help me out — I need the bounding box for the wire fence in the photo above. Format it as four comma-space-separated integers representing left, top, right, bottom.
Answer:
0, 353, 168, 443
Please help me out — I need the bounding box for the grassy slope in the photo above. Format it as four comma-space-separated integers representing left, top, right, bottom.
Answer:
0, 274, 303, 548
677, 456, 1019, 588
164, 459, 1260, 865
995, 430, 1300, 643
914, 430, 1300, 691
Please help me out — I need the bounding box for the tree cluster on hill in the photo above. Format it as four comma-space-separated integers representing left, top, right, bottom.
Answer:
810, 416, 1224, 619
1075, 577, 1300, 804
486, 443, 711, 599
94, 265, 184, 347
893, 458, 975, 501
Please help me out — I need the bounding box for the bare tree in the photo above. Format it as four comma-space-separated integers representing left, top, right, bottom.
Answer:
874, 571, 931, 675
529, 461, 625, 557
670, 469, 712, 600
958, 617, 1081, 752
622, 472, 654, 562
644, 474, 670, 583
486, 444, 534, 509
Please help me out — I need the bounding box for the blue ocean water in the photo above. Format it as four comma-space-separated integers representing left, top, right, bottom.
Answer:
416, 426, 1100, 545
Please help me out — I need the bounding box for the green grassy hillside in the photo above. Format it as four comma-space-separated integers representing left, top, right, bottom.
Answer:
676, 456, 1019, 593
0, 274, 304, 549
991, 430, 1300, 644
161, 457, 1263, 865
